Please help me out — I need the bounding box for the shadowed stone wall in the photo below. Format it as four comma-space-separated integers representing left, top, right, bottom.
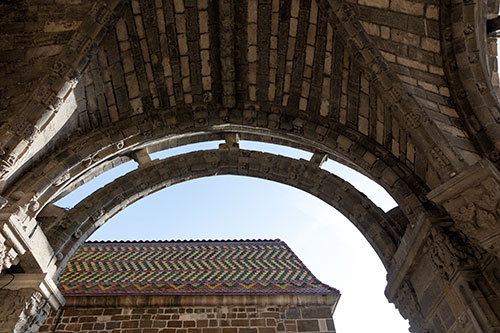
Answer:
1, 0, 500, 331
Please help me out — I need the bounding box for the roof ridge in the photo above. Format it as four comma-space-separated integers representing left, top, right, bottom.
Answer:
85, 239, 282, 244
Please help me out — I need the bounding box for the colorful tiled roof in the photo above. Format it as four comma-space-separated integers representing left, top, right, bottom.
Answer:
59, 239, 339, 296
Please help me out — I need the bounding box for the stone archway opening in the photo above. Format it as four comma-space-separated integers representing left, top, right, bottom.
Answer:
80, 174, 409, 333
52, 140, 398, 213
42, 139, 408, 332
1, 0, 500, 331
18, 136, 410, 331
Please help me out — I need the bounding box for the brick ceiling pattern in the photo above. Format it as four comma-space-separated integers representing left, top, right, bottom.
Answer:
59, 240, 339, 296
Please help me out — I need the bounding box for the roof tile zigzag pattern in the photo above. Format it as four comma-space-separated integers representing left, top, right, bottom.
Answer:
59, 240, 339, 296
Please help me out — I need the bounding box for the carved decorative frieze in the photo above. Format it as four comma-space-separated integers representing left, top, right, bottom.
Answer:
430, 146, 450, 168
0, 233, 19, 273
426, 228, 483, 281
53, 172, 71, 187
393, 281, 423, 331
428, 159, 500, 258
0, 289, 51, 333
14, 291, 51, 333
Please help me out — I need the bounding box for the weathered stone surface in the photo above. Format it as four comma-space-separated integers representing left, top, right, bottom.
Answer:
0, 289, 51, 333
428, 159, 500, 258
0, 0, 500, 331
40, 302, 336, 333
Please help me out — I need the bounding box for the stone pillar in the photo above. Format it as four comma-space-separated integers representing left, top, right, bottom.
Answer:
389, 226, 500, 332
0, 204, 65, 332
0, 289, 51, 333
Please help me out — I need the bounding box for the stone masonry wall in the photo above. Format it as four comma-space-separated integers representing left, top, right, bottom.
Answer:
39, 303, 335, 333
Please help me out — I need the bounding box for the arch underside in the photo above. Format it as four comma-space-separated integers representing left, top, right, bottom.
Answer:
0, 0, 477, 191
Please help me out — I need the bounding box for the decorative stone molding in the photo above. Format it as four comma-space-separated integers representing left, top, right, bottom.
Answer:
0, 205, 60, 281
428, 159, 500, 258
0, 273, 64, 310
0, 233, 19, 273
15, 290, 51, 333
426, 228, 483, 282
0, 289, 51, 333
393, 281, 423, 333
0, 222, 25, 274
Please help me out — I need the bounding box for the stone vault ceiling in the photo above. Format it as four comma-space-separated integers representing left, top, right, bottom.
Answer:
0, 0, 499, 332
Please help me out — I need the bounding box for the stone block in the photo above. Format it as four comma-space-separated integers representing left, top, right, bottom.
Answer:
107, 321, 122, 329
123, 320, 140, 328
231, 319, 250, 326
297, 320, 319, 332
390, 0, 424, 16
359, 0, 389, 9
285, 308, 300, 319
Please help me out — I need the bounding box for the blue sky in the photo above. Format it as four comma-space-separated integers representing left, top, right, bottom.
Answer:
55, 141, 409, 333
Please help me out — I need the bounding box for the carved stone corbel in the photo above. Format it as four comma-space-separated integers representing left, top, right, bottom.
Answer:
0, 238, 19, 273
428, 159, 500, 258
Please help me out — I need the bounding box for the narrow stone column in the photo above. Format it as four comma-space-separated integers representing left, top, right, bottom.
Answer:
0, 289, 51, 333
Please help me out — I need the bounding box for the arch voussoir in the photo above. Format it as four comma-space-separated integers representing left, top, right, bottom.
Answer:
4, 106, 428, 236
48, 149, 399, 274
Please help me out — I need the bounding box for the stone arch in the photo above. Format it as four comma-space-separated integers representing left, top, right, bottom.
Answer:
46, 149, 401, 276
0, 0, 469, 191
3, 112, 430, 243
0, 1, 499, 332
440, 0, 500, 163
